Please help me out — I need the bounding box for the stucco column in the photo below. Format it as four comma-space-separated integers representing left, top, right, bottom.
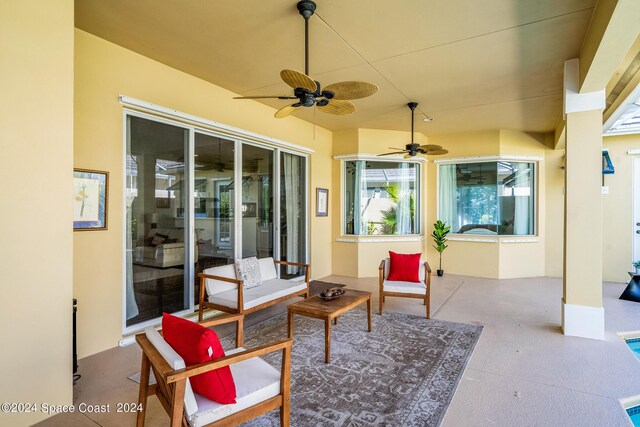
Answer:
562, 59, 606, 340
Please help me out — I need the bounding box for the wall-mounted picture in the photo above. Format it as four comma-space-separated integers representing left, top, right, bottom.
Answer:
73, 169, 108, 231
316, 188, 328, 217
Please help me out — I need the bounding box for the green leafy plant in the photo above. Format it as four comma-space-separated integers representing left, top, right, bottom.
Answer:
431, 220, 451, 271
381, 183, 415, 234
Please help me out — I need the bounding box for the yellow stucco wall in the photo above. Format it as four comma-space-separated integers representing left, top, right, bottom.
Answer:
0, 1, 74, 424
74, 29, 333, 357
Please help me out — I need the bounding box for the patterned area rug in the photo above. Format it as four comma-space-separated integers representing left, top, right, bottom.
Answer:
222, 308, 482, 427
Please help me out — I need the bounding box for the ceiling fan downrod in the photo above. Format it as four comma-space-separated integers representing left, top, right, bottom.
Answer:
297, 0, 316, 76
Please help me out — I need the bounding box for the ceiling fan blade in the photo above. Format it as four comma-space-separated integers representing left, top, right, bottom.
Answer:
234, 95, 298, 99
274, 104, 299, 119
323, 81, 378, 100
418, 144, 442, 151
388, 147, 407, 150
317, 100, 356, 115
280, 69, 316, 92
377, 151, 408, 156
425, 149, 449, 155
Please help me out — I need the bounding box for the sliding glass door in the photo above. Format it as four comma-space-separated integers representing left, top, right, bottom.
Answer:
124, 112, 308, 331
125, 116, 189, 327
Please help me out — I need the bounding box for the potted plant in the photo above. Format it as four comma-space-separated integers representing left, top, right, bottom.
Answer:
633, 260, 640, 274
431, 220, 451, 276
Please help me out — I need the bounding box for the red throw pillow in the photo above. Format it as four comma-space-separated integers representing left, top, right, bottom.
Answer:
387, 251, 421, 283
162, 313, 236, 404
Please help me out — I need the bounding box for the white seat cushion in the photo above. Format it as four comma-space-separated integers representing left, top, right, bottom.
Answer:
189, 348, 281, 427
383, 280, 427, 295
144, 327, 198, 417
209, 279, 307, 310
203, 264, 238, 295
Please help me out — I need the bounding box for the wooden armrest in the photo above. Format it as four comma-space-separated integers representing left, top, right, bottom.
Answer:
424, 262, 432, 274
167, 339, 293, 383
378, 260, 385, 270
135, 334, 175, 378
273, 260, 309, 268
198, 313, 244, 329
198, 273, 242, 286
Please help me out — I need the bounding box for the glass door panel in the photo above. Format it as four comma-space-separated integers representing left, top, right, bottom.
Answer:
193, 133, 236, 302
242, 144, 274, 259
126, 116, 188, 327
280, 152, 307, 278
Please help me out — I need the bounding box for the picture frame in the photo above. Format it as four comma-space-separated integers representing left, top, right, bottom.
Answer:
316, 188, 328, 217
73, 168, 108, 231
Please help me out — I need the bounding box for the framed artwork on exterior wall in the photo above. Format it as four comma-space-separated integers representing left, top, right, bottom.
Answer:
73, 169, 108, 231
316, 188, 328, 217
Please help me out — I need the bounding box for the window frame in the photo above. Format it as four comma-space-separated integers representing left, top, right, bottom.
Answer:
339, 156, 423, 237
435, 155, 539, 238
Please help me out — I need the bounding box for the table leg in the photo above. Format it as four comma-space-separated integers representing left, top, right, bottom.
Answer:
325, 318, 331, 363
367, 298, 372, 332
288, 310, 293, 339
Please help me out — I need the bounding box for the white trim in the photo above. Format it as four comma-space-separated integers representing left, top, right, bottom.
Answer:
333, 153, 427, 162
448, 237, 498, 243
434, 154, 543, 164
563, 59, 606, 116
561, 300, 604, 340
620, 395, 640, 411
336, 236, 425, 243
628, 149, 640, 155
119, 95, 314, 154
118, 336, 136, 347
500, 238, 539, 243
618, 330, 640, 340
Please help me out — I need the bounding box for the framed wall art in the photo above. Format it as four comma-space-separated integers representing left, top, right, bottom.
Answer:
73, 168, 108, 231
316, 188, 328, 217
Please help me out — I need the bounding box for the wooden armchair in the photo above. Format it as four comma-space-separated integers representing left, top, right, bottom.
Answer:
378, 258, 432, 318
198, 258, 310, 321
136, 314, 293, 427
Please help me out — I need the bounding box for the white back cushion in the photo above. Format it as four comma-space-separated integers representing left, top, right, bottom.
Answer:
384, 257, 426, 281
144, 327, 198, 417
258, 258, 277, 281
203, 264, 238, 296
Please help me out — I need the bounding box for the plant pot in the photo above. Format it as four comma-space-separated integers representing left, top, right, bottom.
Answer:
437, 269, 444, 277
635, 267, 640, 274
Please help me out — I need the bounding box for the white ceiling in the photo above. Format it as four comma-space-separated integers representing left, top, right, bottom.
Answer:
75, 0, 596, 136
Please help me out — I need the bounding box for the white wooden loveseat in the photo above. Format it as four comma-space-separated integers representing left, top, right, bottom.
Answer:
198, 257, 310, 321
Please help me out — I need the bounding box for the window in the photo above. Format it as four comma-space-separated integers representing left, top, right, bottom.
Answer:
438, 161, 535, 236
344, 160, 420, 235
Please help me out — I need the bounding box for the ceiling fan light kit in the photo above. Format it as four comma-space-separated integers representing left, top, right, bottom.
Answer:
378, 102, 448, 158
234, 0, 378, 118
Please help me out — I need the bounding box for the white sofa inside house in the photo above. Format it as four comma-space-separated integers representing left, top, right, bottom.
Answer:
198, 257, 310, 319
133, 228, 197, 268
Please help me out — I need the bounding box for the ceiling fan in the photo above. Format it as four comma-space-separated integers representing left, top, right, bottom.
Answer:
378, 102, 448, 158
233, 0, 378, 118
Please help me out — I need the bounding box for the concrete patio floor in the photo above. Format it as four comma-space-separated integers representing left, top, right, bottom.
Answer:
37, 274, 640, 427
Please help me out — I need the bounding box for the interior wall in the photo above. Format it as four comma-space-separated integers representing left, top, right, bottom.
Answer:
74, 29, 333, 357
0, 1, 74, 424
602, 134, 640, 282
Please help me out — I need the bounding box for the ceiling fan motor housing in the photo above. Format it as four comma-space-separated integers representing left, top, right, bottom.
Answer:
297, 0, 316, 19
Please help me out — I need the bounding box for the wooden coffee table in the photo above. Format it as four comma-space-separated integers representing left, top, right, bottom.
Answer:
287, 289, 372, 363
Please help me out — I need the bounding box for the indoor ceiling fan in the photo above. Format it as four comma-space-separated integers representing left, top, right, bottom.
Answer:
234, 0, 378, 118
378, 102, 448, 158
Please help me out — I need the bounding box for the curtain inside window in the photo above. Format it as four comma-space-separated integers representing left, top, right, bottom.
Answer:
283, 153, 299, 275
439, 164, 458, 232
354, 161, 368, 234
513, 162, 531, 235
396, 162, 411, 234
125, 202, 139, 320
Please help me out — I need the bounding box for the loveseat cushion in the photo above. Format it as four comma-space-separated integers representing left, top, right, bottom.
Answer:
235, 257, 263, 289
209, 279, 307, 310
189, 347, 280, 427
162, 314, 237, 405
203, 264, 238, 296
258, 257, 278, 281
144, 327, 198, 417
